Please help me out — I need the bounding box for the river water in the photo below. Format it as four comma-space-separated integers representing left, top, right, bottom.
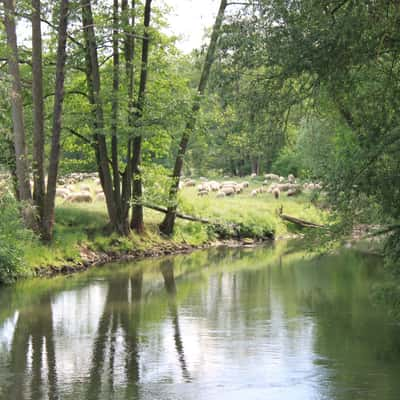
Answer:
0, 242, 399, 399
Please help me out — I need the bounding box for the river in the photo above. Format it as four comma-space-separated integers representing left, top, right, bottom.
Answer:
0, 242, 399, 399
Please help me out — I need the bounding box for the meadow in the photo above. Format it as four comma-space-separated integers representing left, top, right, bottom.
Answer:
22, 176, 325, 272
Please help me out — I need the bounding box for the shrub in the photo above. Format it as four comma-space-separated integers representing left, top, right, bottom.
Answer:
271, 147, 303, 177
0, 190, 32, 283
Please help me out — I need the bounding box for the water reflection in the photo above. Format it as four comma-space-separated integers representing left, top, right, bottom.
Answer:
0, 245, 400, 399
160, 260, 191, 383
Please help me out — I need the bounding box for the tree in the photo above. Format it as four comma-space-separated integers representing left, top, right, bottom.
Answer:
2, 0, 32, 209
160, 0, 228, 236
2, 0, 69, 239
130, 0, 152, 233
80, 0, 153, 235
42, 0, 70, 241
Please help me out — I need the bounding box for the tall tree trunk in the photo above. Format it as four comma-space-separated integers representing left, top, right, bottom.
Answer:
81, 0, 120, 232
31, 0, 46, 221
130, 0, 152, 234
160, 0, 227, 235
111, 0, 125, 231
120, 0, 136, 230
41, 0, 69, 241
3, 0, 32, 203
2, 0, 36, 230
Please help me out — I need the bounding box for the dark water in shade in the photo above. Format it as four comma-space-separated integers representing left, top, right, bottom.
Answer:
0, 242, 400, 400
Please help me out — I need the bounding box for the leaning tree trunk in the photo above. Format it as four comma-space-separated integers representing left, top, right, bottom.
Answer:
41, 0, 69, 241
130, 0, 152, 234
3, 0, 32, 203
31, 0, 46, 222
160, 0, 227, 236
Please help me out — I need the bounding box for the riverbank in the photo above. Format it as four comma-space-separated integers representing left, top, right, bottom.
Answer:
5, 180, 326, 283
34, 237, 275, 278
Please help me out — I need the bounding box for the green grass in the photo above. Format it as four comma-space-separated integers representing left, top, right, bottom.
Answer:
20, 177, 326, 272
178, 180, 325, 237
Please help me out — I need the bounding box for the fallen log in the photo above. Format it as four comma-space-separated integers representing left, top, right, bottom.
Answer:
279, 213, 324, 228
277, 206, 324, 229
143, 203, 274, 239
143, 203, 210, 224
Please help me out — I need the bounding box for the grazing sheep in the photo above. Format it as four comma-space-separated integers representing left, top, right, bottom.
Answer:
287, 188, 301, 197
209, 181, 221, 191
216, 191, 226, 198
242, 181, 249, 188
197, 190, 209, 196
272, 188, 280, 199
267, 184, 275, 193
288, 174, 295, 183
277, 183, 291, 192
67, 192, 93, 203
183, 179, 196, 187
250, 173, 257, 178
221, 181, 237, 187
264, 173, 280, 181
237, 182, 248, 190
234, 184, 243, 193
221, 186, 235, 196
260, 186, 268, 193
80, 184, 91, 192
279, 176, 285, 183
197, 183, 211, 192
56, 188, 70, 199
95, 192, 105, 202
251, 189, 259, 197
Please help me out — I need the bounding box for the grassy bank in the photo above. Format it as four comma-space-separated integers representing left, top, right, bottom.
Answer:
5, 177, 326, 280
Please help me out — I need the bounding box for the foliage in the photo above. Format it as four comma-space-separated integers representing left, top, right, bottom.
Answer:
0, 187, 32, 283
271, 146, 302, 177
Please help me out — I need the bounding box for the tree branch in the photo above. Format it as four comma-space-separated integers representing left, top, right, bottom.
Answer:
65, 127, 123, 176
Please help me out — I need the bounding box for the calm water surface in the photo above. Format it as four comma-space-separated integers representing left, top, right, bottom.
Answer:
0, 242, 399, 399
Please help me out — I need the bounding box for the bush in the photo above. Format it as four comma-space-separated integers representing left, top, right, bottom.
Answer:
0, 189, 32, 283
271, 147, 303, 177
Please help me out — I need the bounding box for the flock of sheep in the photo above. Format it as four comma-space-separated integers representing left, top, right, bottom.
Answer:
35, 171, 323, 204
55, 172, 104, 203
182, 173, 323, 199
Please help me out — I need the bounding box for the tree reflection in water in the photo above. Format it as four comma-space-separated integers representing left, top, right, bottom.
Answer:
86, 269, 143, 400
8, 294, 58, 400
160, 259, 192, 383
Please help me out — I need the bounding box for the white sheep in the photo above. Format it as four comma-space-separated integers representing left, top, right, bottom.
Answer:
56, 188, 70, 199
221, 186, 235, 196
272, 188, 280, 199
66, 192, 93, 203
95, 192, 105, 202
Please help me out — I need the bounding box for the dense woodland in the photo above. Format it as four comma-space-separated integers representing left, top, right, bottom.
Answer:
0, 0, 399, 299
